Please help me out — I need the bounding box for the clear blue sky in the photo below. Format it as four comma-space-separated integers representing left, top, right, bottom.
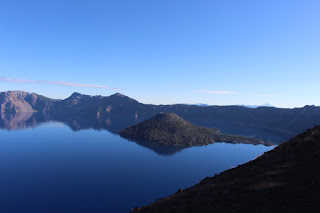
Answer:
0, 0, 319, 108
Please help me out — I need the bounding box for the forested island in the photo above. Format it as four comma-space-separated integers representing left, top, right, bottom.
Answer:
120, 113, 271, 146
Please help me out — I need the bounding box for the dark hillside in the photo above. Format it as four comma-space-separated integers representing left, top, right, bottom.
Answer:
133, 125, 320, 212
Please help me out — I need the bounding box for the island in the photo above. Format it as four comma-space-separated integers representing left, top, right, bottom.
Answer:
119, 112, 271, 146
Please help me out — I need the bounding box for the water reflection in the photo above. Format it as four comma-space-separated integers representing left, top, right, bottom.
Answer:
0, 112, 40, 130
0, 112, 137, 133
123, 138, 187, 156
0, 112, 290, 156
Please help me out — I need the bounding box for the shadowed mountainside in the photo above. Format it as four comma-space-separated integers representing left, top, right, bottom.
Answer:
120, 113, 269, 146
132, 125, 320, 212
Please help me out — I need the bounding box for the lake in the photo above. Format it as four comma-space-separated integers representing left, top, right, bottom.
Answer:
0, 119, 274, 212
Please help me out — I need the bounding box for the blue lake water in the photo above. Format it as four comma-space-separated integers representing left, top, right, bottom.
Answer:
0, 121, 274, 213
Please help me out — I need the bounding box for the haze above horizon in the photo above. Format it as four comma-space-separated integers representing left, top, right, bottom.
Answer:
1, 0, 319, 108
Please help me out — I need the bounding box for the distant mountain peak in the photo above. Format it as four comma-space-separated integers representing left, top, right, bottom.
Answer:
111, 93, 127, 98
70, 92, 83, 97
66, 92, 89, 101
108, 93, 139, 104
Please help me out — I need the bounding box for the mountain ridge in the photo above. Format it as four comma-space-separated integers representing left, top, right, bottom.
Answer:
1, 90, 320, 140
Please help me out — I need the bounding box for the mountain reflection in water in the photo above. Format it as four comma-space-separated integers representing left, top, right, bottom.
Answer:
0, 112, 290, 156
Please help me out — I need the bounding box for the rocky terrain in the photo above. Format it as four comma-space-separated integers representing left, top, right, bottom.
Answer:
120, 113, 269, 146
0, 91, 56, 113
132, 125, 320, 212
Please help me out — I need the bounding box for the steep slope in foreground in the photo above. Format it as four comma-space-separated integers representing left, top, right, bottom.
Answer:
120, 113, 268, 146
133, 126, 320, 212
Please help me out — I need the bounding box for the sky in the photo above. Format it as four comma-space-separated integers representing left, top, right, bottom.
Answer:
0, 0, 319, 108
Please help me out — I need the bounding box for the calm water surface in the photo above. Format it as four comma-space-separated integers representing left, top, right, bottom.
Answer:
0, 122, 274, 213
